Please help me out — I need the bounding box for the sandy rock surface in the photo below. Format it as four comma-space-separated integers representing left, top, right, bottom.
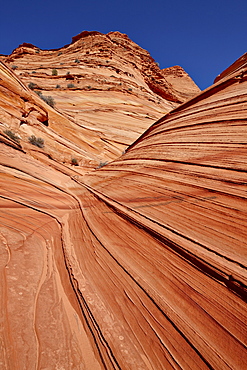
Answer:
0, 31, 200, 168
0, 34, 246, 369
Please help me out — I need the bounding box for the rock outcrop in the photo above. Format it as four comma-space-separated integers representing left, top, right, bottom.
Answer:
0, 31, 200, 166
0, 34, 246, 369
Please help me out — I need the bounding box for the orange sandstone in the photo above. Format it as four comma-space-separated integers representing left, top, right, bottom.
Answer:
0, 33, 246, 369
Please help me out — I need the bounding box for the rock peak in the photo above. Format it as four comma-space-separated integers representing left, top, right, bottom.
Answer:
0, 31, 246, 370
71, 30, 104, 43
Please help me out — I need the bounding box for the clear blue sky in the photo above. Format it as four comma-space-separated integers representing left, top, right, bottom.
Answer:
1, 0, 246, 90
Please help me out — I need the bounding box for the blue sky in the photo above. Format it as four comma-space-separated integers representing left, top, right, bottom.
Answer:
1, 0, 246, 90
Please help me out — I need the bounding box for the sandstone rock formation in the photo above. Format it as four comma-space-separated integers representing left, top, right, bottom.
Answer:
0, 31, 200, 167
0, 34, 246, 369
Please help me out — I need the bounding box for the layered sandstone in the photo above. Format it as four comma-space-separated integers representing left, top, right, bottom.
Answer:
0, 31, 200, 167
81, 55, 247, 369
0, 35, 246, 369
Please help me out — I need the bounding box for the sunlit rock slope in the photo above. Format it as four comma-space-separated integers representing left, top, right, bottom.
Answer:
0, 44, 246, 369
0, 31, 200, 166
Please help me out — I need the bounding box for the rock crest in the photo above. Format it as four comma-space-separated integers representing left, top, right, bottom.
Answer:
0, 32, 246, 369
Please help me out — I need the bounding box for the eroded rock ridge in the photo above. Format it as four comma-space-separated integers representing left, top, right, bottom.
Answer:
0, 35, 246, 369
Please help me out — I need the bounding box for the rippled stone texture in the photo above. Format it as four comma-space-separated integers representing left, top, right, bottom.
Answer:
0, 31, 200, 166
0, 43, 246, 369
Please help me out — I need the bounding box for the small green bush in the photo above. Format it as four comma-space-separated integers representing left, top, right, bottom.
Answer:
52, 69, 58, 76
28, 82, 37, 90
28, 135, 44, 148
71, 158, 78, 166
35, 91, 55, 108
74, 59, 80, 63
35, 90, 42, 97
98, 161, 108, 168
58, 52, 62, 56
4, 130, 20, 143
56, 84, 60, 89
67, 83, 75, 88
42, 95, 55, 107
11, 65, 18, 70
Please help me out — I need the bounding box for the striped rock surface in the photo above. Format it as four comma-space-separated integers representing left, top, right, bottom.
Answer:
0, 53, 246, 369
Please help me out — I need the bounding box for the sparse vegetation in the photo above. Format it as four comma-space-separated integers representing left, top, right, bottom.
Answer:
56, 84, 60, 89
128, 88, 133, 91
4, 130, 20, 143
98, 161, 108, 168
74, 59, 80, 63
87, 85, 92, 90
58, 52, 62, 56
35, 90, 42, 97
67, 83, 75, 88
35, 91, 55, 108
42, 95, 55, 107
11, 65, 18, 70
28, 82, 37, 90
52, 69, 58, 76
71, 158, 79, 166
28, 135, 44, 148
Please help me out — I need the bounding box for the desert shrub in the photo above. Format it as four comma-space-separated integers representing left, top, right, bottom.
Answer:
71, 158, 78, 166
128, 88, 132, 91
35, 91, 55, 108
98, 161, 108, 168
74, 59, 80, 63
56, 84, 60, 88
87, 85, 92, 89
28, 82, 37, 90
58, 52, 62, 56
4, 130, 20, 143
28, 135, 44, 148
42, 95, 55, 107
52, 68, 58, 76
67, 83, 75, 88
35, 90, 42, 97
11, 65, 18, 70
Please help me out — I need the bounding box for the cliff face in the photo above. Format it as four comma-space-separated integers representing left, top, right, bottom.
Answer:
0, 33, 246, 369
0, 31, 200, 167
81, 56, 247, 369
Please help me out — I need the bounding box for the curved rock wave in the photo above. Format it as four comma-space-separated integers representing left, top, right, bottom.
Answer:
0, 53, 246, 368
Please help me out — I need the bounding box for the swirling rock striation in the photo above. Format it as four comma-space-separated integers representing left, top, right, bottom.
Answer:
0, 31, 200, 166
81, 54, 247, 369
0, 44, 246, 369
